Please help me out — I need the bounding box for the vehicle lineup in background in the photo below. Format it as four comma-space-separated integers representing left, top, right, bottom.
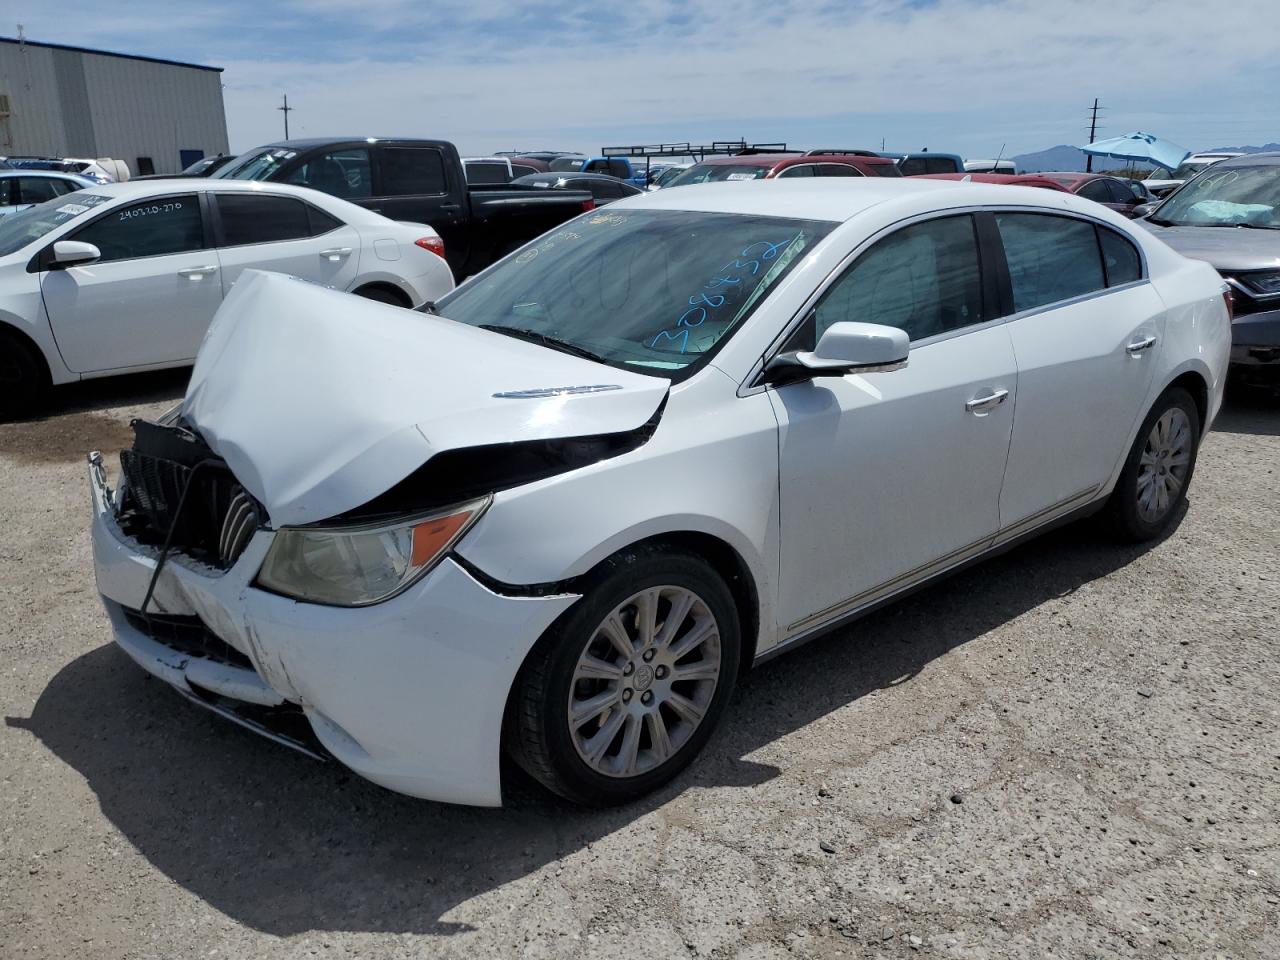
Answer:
214, 137, 595, 280
665, 151, 901, 187
511, 172, 645, 205
918, 171, 1155, 218
0, 180, 454, 417
90, 178, 1230, 808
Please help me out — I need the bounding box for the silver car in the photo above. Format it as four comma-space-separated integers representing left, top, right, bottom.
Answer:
1140, 152, 1280, 390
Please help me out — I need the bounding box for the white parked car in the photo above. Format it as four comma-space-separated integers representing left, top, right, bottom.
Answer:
89, 179, 1230, 807
0, 180, 454, 417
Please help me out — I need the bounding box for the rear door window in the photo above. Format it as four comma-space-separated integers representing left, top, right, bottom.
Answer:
70, 195, 204, 263
818, 163, 862, 177
1098, 227, 1142, 286
996, 213, 1107, 313
378, 147, 447, 196
898, 157, 927, 176
925, 157, 960, 174
215, 193, 314, 246
285, 148, 372, 199
775, 164, 815, 178
18, 177, 67, 204
1077, 179, 1112, 203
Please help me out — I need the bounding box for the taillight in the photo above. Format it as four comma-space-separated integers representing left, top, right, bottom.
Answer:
1223, 286, 1234, 322
415, 236, 445, 259
581, 199, 596, 212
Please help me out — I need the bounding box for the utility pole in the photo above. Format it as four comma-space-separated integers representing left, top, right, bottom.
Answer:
278, 94, 293, 139
1086, 98, 1100, 173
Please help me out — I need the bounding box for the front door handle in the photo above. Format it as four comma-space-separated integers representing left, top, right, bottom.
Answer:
1126, 335, 1157, 355
177, 265, 218, 279
965, 388, 1009, 415
319, 247, 353, 261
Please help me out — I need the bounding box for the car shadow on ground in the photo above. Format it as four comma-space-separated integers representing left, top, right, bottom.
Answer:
8, 514, 1172, 936
1214, 387, 1280, 437
0, 369, 189, 465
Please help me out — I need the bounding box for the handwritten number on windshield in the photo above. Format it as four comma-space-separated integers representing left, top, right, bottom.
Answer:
648, 235, 798, 353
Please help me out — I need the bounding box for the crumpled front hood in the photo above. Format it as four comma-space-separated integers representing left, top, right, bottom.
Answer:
1139, 222, 1280, 272
184, 271, 669, 527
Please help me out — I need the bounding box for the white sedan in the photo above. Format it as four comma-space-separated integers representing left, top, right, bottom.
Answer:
0, 180, 454, 417
89, 179, 1230, 807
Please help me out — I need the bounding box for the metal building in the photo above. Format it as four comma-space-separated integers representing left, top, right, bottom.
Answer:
0, 37, 229, 177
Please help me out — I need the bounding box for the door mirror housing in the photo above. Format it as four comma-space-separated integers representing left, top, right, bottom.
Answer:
1132, 202, 1156, 220
764, 321, 910, 385
48, 240, 102, 270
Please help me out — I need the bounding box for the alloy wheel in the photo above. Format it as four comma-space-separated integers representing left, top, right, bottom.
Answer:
567, 585, 722, 778
1136, 407, 1192, 523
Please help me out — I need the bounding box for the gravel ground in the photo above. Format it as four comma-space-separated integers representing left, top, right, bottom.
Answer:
1, 372, 1277, 960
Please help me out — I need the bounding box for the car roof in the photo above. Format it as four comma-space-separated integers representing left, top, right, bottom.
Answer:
0, 169, 92, 181
1215, 152, 1280, 168
916, 172, 1072, 191
616, 177, 1098, 222
48, 179, 368, 204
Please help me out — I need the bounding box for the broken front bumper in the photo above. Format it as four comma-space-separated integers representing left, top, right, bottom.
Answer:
88, 452, 581, 806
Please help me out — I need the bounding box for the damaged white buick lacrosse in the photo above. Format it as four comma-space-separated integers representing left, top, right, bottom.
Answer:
90, 179, 1230, 807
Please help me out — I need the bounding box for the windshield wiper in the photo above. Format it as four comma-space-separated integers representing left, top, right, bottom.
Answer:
478, 324, 607, 364
1232, 222, 1280, 230
1145, 216, 1174, 226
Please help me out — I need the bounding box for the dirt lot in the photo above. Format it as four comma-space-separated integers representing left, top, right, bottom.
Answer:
1, 372, 1277, 960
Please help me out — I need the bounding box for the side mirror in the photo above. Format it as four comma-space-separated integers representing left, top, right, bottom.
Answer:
764, 321, 909, 385
1132, 203, 1156, 219
49, 240, 101, 269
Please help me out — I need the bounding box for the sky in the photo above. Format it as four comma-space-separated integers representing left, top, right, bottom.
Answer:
12, 0, 1280, 160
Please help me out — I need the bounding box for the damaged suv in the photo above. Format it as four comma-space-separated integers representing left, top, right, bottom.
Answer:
91, 180, 1230, 807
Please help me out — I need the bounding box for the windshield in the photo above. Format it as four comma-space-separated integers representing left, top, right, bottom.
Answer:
0, 193, 111, 257
433, 209, 834, 380
1168, 160, 1212, 181
215, 147, 297, 180
654, 167, 689, 188
667, 163, 770, 186
1152, 163, 1280, 228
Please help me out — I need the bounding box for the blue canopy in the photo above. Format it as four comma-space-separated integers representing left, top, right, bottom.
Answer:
1080, 132, 1189, 171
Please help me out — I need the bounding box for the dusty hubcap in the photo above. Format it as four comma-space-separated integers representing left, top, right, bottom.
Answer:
1136, 407, 1192, 523
567, 585, 722, 778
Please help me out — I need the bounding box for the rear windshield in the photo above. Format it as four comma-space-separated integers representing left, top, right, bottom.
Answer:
215, 148, 297, 180
667, 163, 770, 186
433, 209, 835, 381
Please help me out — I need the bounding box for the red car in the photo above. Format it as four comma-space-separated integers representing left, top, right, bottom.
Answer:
665, 151, 900, 186
916, 171, 1153, 218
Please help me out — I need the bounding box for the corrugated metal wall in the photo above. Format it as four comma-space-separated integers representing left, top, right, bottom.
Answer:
0, 41, 229, 176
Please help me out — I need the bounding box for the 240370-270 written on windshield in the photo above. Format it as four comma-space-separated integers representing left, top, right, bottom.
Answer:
648, 235, 802, 354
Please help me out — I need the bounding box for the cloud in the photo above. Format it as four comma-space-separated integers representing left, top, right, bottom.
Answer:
12, 0, 1280, 157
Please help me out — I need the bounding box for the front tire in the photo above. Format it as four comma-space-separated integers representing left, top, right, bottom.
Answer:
508, 546, 741, 806
1106, 386, 1201, 541
0, 330, 51, 421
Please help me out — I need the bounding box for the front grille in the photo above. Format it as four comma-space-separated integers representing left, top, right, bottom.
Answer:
118, 426, 262, 569
123, 609, 255, 669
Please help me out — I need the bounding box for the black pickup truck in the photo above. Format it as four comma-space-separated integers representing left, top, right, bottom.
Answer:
214, 138, 595, 279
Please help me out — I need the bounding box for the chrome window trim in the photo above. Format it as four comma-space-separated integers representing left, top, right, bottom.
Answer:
743, 204, 1151, 392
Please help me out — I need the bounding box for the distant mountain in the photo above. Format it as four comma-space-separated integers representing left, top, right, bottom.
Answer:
1011, 142, 1280, 174
1208, 143, 1280, 154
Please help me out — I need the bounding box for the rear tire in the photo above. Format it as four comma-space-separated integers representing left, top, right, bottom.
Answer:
1105, 387, 1200, 542
0, 330, 51, 421
354, 285, 409, 307
508, 546, 741, 806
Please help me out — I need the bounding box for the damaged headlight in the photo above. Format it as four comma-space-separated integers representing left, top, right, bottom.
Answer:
256, 497, 490, 606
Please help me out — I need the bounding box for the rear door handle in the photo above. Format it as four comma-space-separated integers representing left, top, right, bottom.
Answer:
965, 388, 1009, 415
177, 265, 218, 279
319, 247, 353, 261
440, 203, 461, 211
1126, 335, 1157, 355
